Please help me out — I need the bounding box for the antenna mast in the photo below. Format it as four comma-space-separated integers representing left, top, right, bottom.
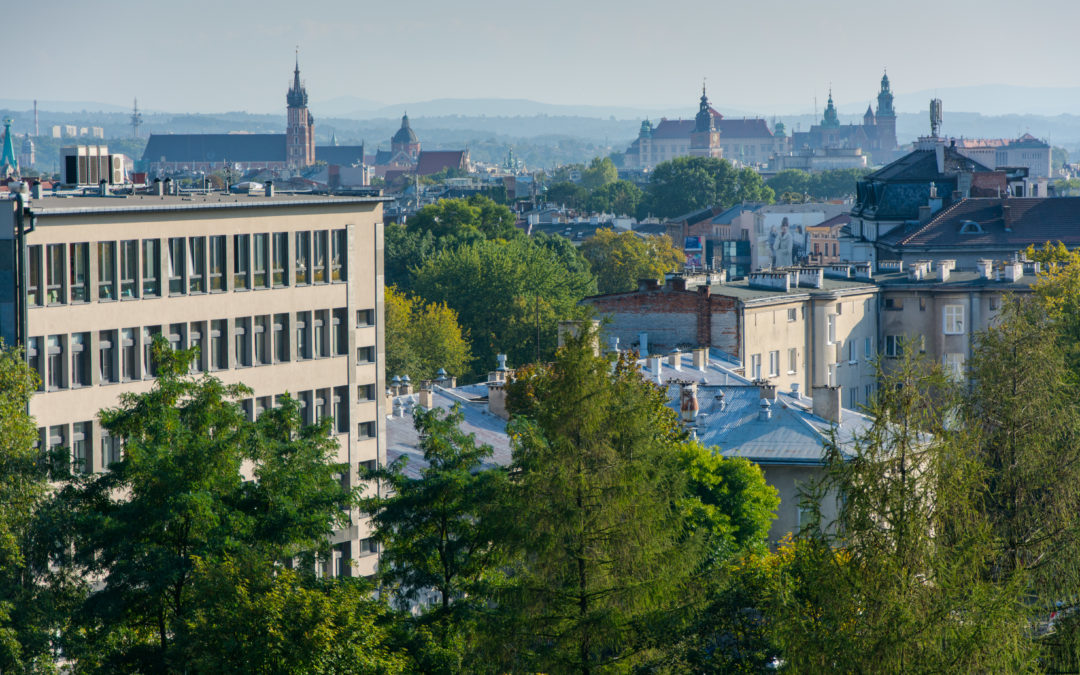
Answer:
131, 98, 144, 139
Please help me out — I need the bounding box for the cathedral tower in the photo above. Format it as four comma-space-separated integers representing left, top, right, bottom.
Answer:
391, 113, 420, 161
689, 84, 722, 159
286, 53, 315, 170
875, 70, 897, 150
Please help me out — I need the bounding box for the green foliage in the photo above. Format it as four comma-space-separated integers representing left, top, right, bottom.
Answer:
184, 556, 407, 674
581, 156, 618, 191
494, 333, 706, 672
545, 180, 589, 209
645, 156, 774, 218
765, 167, 871, 201
411, 235, 596, 379
408, 195, 518, 241
362, 405, 508, 670
580, 227, 682, 295
586, 179, 643, 216
385, 286, 472, 381
776, 352, 1031, 672
65, 339, 354, 671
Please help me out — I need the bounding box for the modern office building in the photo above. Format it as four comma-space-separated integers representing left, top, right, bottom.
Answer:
0, 189, 388, 577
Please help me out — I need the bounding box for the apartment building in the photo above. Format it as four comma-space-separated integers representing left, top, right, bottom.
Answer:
0, 190, 388, 577
584, 267, 881, 410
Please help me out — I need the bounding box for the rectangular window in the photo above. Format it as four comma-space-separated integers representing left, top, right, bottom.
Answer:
331, 229, 347, 282
168, 237, 186, 295
141, 239, 161, 297
298, 391, 314, 426
313, 230, 328, 283
188, 322, 206, 373
827, 315, 837, 344
750, 353, 762, 380
356, 346, 375, 363
72, 422, 89, 474
255, 396, 272, 419
47, 243, 66, 304
234, 317, 251, 367
358, 383, 376, 401
47, 335, 65, 390
943, 353, 966, 381
314, 310, 328, 358
359, 537, 378, 556
27, 245, 43, 307
69, 243, 89, 303
787, 307, 797, 322
253, 315, 270, 366
332, 308, 348, 356
71, 332, 90, 388
97, 242, 116, 300
358, 421, 376, 439
101, 431, 122, 469
356, 309, 374, 326
272, 232, 289, 287
989, 295, 1000, 311
919, 297, 927, 311
297, 312, 312, 360
333, 386, 349, 434
943, 305, 965, 334
884, 297, 903, 311
27, 337, 43, 391
864, 337, 872, 360
168, 323, 186, 353
274, 313, 290, 363
848, 339, 856, 364
788, 347, 797, 374
295, 231, 311, 285
884, 335, 904, 358
233, 234, 251, 290
210, 320, 228, 371
209, 236, 226, 292
120, 240, 139, 298
315, 388, 330, 427
188, 237, 206, 293
121, 328, 138, 381
768, 350, 779, 377
49, 425, 66, 479
143, 326, 161, 378
253, 233, 269, 289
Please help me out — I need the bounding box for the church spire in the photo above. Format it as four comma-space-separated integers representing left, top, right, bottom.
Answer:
695, 80, 714, 133
0, 118, 18, 178
287, 48, 308, 108
876, 68, 894, 117
822, 87, 840, 128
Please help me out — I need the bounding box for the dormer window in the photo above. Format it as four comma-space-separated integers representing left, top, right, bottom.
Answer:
959, 220, 983, 234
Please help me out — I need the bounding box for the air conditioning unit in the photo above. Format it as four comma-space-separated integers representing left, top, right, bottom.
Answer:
110, 155, 124, 184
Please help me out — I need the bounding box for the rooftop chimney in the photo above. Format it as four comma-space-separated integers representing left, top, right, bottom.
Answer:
692, 347, 708, 370
918, 205, 932, 224
680, 381, 699, 424
976, 259, 993, 280
935, 144, 945, 174
811, 385, 842, 424
98, 179, 108, 197
648, 355, 663, 383
265, 180, 275, 197
638, 332, 649, 357
758, 398, 772, 421
153, 178, 163, 196
1003, 261, 1022, 282
30, 181, 42, 199
758, 380, 777, 401
418, 383, 433, 409
668, 347, 682, 371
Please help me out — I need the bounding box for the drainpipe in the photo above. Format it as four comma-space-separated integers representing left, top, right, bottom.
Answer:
14, 194, 32, 414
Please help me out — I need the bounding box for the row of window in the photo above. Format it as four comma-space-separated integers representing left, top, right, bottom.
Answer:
750, 337, 878, 380
41, 385, 379, 475
27, 229, 348, 307
27, 307, 375, 391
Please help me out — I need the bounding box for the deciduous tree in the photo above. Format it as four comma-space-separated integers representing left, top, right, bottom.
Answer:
580, 228, 682, 294
385, 286, 471, 381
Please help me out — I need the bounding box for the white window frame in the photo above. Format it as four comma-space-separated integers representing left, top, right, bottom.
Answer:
768, 350, 780, 377
827, 314, 837, 344
943, 304, 965, 335
750, 353, 762, 380
788, 347, 797, 374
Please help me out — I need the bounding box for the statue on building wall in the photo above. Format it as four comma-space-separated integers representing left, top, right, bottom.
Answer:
771, 217, 794, 268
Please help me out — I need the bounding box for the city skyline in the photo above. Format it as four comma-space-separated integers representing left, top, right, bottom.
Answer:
10, 0, 1080, 116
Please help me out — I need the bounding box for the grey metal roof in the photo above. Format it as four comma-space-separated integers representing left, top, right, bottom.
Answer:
385, 386, 511, 479
315, 145, 366, 166
23, 192, 389, 216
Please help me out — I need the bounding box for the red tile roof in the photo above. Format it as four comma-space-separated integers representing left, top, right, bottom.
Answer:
415, 150, 467, 176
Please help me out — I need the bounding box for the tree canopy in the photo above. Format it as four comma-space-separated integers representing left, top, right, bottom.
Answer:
645, 156, 774, 218
579, 227, 682, 294
385, 286, 472, 381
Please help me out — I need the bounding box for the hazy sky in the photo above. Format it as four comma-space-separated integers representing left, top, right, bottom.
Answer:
12, 0, 1080, 115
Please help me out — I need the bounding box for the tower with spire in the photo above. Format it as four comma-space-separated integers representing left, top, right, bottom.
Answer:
689, 82, 723, 160
286, 50, 316, 170
874, 69, 897, 151
0, 118, 18, 178
821, 89, 840, 128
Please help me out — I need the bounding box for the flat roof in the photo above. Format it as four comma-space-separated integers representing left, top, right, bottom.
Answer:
874, 269, 1035, 290
14, 192, 390, 217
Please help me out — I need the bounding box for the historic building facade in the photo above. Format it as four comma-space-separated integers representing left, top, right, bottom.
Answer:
789, 72, 899, 165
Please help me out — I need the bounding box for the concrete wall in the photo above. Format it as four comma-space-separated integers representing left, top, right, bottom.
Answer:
761, 464, 839, 544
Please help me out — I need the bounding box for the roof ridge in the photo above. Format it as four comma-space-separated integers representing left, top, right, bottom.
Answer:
899, 198, 967, 245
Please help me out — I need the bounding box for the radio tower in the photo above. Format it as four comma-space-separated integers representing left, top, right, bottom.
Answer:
131, 98, 143, 138
33, 100, 38, 137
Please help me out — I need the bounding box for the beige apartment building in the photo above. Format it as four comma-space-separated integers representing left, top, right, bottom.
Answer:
0, 190, 387, 577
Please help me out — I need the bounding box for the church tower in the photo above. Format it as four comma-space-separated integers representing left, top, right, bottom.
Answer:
286, 53, 315, 170
391, 113, 420, 161
821, 89, 840, 128
875, 70, 897, 150
689, 84, 722, 159
0, 118, 18, 178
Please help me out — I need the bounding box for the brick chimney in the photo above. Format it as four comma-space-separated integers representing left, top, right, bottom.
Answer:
417, 382, 434, 409
668, 347, 682, 371
811, 385, 842, 424
679, 381, 699, 424
692, 347, 708, 370
758, 380, 777, 401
